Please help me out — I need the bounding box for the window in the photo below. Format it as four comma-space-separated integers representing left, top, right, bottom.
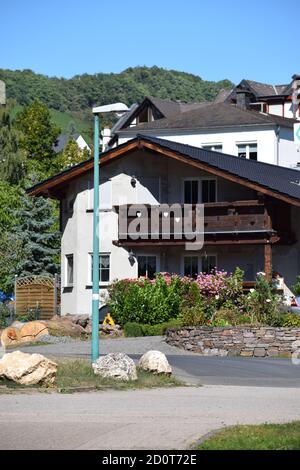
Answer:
184, 179, 216, 204
137, 256, 157, 279
184, 179, 199, 204
90, 253, 110, 284
201, 255, 217, 274
184, 256, 199, 278
202, 180, 216, 203
202, 144, 223, 152
237, 143, 258, 161
65, 255, 74, 286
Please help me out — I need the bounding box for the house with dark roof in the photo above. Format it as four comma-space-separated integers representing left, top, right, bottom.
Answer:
28, 135, 300, 316
216, 74, 300, 120
111, 97, 299, 169
53, 132, 90, 154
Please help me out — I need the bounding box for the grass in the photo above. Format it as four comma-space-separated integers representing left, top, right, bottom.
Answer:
0, 359, 183, 393
10, 104, 92, 145
196, 422, 300, 450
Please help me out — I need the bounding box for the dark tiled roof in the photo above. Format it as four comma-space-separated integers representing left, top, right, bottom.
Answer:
28, 135, 300, 204
53, 134, 70, 153
137, 134, 300, 201
120, 102, 296, 132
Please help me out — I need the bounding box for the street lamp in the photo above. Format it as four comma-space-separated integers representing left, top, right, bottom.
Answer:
91, 102, 129, 363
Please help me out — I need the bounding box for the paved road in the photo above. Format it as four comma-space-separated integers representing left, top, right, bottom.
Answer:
19, 337, 300, 388
0, 385, 299, 450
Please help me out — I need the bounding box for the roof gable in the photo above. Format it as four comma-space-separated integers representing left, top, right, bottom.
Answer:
28, 135, 300, 207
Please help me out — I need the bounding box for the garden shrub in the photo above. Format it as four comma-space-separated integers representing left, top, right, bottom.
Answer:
124, 318, 183, 337
242, 273, 281, 325
141, 318, 183, 336
212, 308, 241, 326
124, 322, 144, 337
180, 305, 206, 326
108, 274, 187, 326
280, 313, 300, 328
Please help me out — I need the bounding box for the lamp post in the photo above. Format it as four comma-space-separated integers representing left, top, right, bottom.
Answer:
91, 103, 129, 363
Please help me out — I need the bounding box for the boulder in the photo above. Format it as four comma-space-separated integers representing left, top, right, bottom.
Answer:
45, 317, 87, 337
0, 351, 57, 385
19, 321, 49, 343
1, 327, 21, 347
92, 353, 137, 381
76, 315, 90, 328
138, 350, 172, 375
100, 323, 122, 337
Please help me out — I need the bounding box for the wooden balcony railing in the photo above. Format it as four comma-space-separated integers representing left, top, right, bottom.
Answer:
114, 199, 293, 246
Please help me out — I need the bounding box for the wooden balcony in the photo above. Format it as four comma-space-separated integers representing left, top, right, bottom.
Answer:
113, 199, 294, 247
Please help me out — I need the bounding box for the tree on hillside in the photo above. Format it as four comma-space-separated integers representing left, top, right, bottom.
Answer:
15, 195, 60, 277
0, 182, 25, 293
0, 111, 26, 184
15, 100, 61, 179
58, 139, 90, 170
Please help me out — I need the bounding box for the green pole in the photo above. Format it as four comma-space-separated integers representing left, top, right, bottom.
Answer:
92, 113, 100, 362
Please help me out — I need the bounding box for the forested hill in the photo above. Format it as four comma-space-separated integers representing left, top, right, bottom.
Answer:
0, 66, 233, 112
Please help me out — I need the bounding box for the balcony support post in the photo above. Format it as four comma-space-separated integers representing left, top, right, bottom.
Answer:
264, 243, 272, 282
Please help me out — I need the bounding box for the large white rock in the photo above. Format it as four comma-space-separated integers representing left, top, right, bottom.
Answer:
0, 351, 57, 386
138, 350, 172, 375
92, 353, 137, 381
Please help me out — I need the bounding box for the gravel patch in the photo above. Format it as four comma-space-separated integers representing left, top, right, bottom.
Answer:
19, 335, 195, 358
38, 335, 81, 344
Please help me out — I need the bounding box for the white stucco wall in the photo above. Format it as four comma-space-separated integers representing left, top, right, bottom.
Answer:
278, 127, 300, 168
118, 126, 280, 165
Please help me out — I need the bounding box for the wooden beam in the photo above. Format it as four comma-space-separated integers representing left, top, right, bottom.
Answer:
264, 243, 272, 281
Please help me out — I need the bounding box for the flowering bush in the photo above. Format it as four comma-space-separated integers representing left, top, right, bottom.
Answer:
108, 274, 188, 326
196, 267, 244, 303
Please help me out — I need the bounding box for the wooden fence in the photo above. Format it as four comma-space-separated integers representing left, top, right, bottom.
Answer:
14, 275, 60, 320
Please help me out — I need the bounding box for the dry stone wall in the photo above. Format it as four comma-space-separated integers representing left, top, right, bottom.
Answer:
166, 327, 300, 357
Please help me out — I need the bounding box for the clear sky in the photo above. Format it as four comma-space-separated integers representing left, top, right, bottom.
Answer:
2, 0, 299, 85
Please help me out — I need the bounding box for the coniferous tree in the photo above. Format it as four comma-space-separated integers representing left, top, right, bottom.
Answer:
15, 195, 60, 277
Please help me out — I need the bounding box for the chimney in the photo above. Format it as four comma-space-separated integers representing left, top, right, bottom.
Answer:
236, 89, 252, 110
292, 74, 300, 119
101, 128, 111, 151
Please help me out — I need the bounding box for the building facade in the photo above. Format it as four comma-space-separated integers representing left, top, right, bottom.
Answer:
28, 136, 300, 316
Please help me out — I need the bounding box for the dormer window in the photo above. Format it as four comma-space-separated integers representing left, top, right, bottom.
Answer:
136, 106, 153, 124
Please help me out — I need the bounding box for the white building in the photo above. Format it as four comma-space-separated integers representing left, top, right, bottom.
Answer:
108, 96, 300, 169
28, 135, 300, 316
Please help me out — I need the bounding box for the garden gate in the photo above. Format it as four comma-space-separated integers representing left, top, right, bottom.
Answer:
14, 274, 61, 320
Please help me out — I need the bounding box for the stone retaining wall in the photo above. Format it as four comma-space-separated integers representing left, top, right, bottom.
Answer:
166, 326, 300, 357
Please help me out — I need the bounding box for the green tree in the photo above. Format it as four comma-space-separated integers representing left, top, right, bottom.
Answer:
58, 139, 90, 170
0, 111, 26, 184
15, 195, 60, 277
15, 100, 60, 178
0, 232, 26, 293
0, 181, 22, 231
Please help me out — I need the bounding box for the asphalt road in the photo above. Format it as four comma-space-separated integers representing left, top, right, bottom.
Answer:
19, 336, 300, 388
0, 385, 299, 450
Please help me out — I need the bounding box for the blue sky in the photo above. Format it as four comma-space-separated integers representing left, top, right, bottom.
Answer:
2, 0, 299, 85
